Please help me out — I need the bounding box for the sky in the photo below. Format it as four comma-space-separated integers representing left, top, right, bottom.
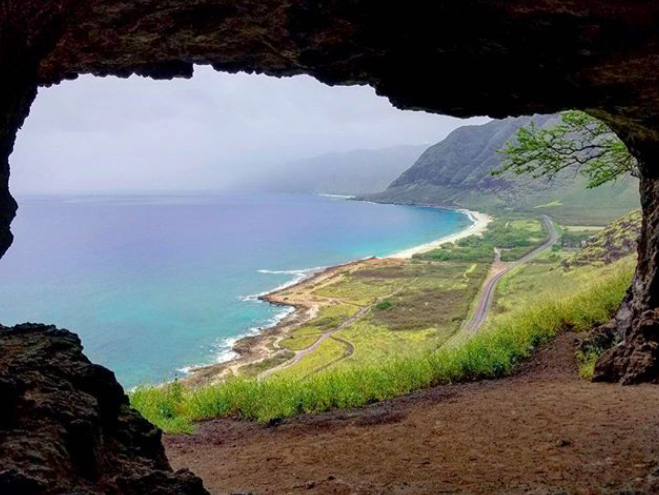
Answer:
11, 65, 489, 194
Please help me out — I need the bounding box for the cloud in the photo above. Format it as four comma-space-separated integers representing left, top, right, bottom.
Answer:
11, 65, 489, 193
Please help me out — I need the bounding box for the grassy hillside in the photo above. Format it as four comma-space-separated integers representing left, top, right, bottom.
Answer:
414, 215, 548, 262
130, 205, 644, 433
131, 211, 635, 431
366, 116, 640, 225
131, 263, 630, 432
563, 210, 641, 268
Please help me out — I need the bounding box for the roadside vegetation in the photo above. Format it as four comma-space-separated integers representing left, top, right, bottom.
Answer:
414, 215, 548, 263
132, 111, 645, 433
271, 260, 489, 379
563, 210, 641, 268
131, 262, 631, 433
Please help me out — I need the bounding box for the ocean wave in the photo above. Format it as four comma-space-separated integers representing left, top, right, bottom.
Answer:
257, 266, 327, 275
177, 297, 296, 376
239, 265, 327, 302
317, 193, 355, 200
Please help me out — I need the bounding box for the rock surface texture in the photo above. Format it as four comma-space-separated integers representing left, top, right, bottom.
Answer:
0, 324, 209, 495
4, 2, 659, 492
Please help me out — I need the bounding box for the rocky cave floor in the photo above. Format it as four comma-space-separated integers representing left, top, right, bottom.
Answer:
166, 332, 659, 495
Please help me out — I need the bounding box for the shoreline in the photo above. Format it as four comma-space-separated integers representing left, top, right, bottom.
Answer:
181, 258, 374, 386
184, 206, 490, 386
389, 209, 492, 258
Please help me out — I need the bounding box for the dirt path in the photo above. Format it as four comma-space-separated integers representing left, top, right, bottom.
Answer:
466, 215, 559, 332
166, 332, 659, 495
259, 275, 419, 380
303, 335, 355, 379
258, 305, 370, 380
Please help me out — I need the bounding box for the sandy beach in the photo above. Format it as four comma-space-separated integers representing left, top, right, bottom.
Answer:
389, 209, 492, 259
185, 208, 491, 385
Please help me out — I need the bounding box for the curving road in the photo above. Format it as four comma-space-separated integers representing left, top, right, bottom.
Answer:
302, 335, 355, 379
258, 305, 369, 380
259, 278, 419, 380
465, 215, 558, 333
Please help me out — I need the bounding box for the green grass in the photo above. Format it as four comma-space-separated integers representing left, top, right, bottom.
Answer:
274, 338, 348, 379
576, 347, 603, 380
314, 274, 398, 305
338, 321, 445, 366
415, 214, 548, 263
280, 304, 359, 351
493, 255, 630, 316
131, 264, 632, 433
239, 350, 296, 378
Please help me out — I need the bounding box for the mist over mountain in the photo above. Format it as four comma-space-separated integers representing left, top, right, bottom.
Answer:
367, 115, 640, 225
250, 145, 427, 195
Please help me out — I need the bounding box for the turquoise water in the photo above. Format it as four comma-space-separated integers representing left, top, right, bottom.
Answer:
0, 193, 471, 387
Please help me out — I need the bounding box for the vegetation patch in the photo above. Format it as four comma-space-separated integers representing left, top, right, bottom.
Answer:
239, 350, 296, 378
274, 338, 348, 380
372, 287, 477, 331
563, 210, 641, 268
280, 304, 358, 351
576, 346, 604, 380
415, 215, 548, 263
131, 265, 631, 433
314, 275, 398, 305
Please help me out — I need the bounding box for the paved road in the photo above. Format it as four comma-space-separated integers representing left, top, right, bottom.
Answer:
259, 278, 419, 380
302, 335, 355, 379
465, 215, 559, 333
258, 305, 369, 380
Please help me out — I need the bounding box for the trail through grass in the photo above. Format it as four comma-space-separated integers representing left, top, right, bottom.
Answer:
131, 265, 632, 433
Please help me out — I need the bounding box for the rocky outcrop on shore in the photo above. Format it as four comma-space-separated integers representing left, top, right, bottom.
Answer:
0, 323, 209, 495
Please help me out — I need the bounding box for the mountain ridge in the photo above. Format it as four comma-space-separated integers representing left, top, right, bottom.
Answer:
366, 115, 640, 225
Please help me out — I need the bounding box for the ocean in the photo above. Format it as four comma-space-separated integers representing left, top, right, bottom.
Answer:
0, 192, 471, 387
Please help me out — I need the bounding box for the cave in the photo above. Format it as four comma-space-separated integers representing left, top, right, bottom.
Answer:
3, 1, 659, 493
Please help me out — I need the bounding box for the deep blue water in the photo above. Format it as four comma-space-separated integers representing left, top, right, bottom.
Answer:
0, 193, 471, 387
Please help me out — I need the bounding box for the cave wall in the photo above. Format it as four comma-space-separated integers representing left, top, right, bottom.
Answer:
1, 2, 659, 259
0, 1, 657, 259
0, 324, 209, 494
2, 1, 659, 257
4, 1, 659, 492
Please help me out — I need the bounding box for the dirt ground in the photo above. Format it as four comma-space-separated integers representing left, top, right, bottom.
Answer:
165, 333, 659, 494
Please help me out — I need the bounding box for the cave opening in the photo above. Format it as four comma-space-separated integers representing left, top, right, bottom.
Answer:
4, 3, 659, 493
2, 66, 487, 387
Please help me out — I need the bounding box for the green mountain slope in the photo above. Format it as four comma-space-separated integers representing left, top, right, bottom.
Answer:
367, 116, 640, 225
564, 210, 641, 268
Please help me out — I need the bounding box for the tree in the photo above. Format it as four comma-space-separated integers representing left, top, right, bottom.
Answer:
494, 111, 659, 385
494, 110, 639, 188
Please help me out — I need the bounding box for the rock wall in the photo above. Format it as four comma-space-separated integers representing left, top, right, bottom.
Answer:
0, 324, 209, 495
3, 1, 659, 260
4, 2, 659, 492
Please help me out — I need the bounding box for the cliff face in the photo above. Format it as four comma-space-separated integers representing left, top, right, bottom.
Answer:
389, 116, 552, 192
0, 324, 209, 495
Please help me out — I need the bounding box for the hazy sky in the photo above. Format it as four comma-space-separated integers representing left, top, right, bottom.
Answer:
11, 65, 489, 194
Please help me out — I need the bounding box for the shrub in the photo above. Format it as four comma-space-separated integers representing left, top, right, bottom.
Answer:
130, 265, 632, 432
